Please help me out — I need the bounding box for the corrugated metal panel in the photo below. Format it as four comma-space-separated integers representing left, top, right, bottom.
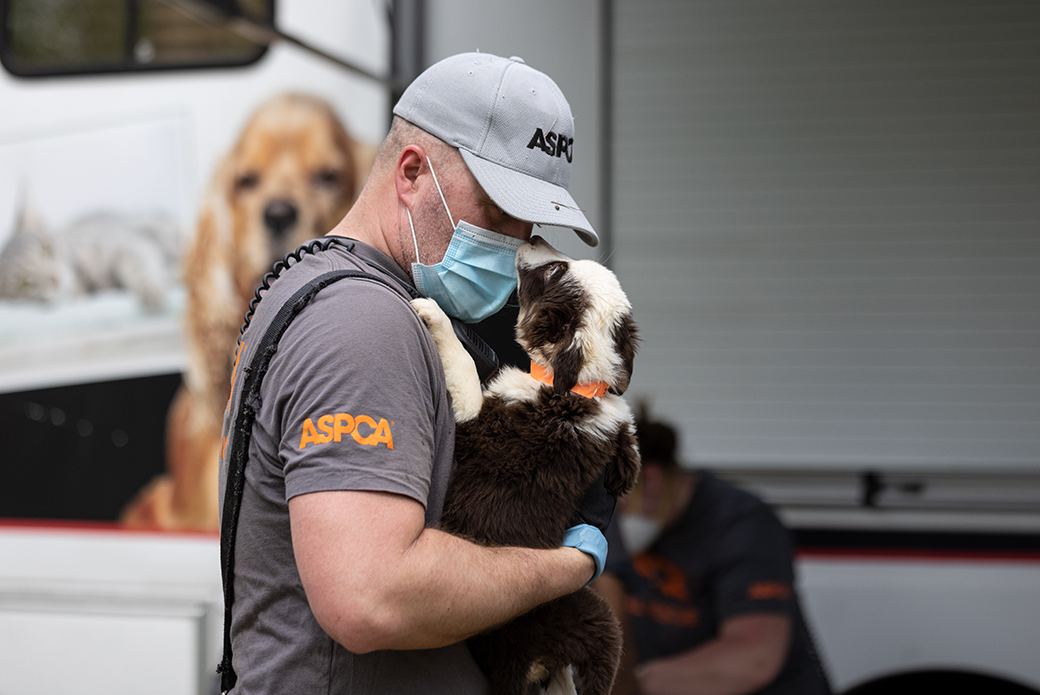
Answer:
613, 0, 1040, 469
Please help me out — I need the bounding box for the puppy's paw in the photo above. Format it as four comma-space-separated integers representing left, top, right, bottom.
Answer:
545, 666, 578, 695
411, 298, 483, 423
411, 298, 451, 334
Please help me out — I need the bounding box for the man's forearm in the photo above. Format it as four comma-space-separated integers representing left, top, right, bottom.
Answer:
291, 490, 594, 654
639, 642, 760, 695
365, 527, 594, 651
638, 614, 791, 695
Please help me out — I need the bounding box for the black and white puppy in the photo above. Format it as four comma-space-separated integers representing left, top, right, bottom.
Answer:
411, 235, 641, 695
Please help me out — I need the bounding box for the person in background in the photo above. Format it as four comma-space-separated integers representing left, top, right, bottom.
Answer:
593, 408, 832, 695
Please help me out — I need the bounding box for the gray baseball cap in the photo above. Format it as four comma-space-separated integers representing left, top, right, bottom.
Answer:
393, 52, 597, 247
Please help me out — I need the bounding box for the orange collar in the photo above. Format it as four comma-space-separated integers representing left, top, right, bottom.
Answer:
530, 362, 609, 399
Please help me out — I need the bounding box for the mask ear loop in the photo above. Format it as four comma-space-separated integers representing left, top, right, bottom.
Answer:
425, 156, 456, 229
405, 207, 421, 265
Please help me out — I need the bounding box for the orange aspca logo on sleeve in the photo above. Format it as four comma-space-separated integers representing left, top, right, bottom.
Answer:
748, 581, 791, 601
299, 412, 395, 450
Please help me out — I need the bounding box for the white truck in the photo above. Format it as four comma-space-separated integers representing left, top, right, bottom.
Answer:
0, 1, 391, 691
609, 0, 1040, 693
1, 1, 1037, 694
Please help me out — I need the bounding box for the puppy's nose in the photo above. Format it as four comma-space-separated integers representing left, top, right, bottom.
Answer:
528, 235, 547, 248
264, 199, 298, 237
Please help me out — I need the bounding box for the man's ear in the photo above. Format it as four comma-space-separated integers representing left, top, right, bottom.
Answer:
394, 145, 427, 207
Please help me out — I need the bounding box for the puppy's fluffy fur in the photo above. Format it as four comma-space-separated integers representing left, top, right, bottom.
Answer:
122, 93, 372, 530
412, 236, 641, 695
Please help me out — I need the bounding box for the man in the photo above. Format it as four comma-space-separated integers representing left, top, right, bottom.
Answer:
218, 53, 609, 693
594, 414, 833, 695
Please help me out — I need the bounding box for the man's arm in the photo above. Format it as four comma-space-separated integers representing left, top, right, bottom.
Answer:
636, 613, 791, 695
290, 488, 595, 654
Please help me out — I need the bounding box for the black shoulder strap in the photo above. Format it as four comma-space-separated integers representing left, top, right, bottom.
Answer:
216, 239, 498, 692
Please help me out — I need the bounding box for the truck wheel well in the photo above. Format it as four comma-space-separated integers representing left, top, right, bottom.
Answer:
843, 669, 1039, 695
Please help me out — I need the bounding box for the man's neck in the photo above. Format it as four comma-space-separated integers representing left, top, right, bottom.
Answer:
327, 191, 405, 272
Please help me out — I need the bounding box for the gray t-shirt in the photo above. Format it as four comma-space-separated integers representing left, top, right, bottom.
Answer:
219, 237, 488, 694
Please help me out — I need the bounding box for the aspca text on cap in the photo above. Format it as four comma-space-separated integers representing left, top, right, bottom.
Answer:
527, 128, 573, 163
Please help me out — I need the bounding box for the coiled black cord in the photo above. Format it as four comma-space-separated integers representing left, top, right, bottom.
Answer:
238, 237, 347, 342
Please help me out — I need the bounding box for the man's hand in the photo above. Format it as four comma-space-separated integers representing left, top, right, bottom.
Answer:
563, 467, 617, 584
571, 466, 617, 535
561, 524, 608, 583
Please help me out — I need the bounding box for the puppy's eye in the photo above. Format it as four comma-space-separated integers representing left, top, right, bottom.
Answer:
235, 172, 260, 191
544, 264, 561, 280
313, 169, 341, 188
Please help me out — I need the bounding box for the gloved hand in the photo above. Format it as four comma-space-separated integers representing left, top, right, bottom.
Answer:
561, 466, 617, 584
562, 524, 609, 584
570, 466, 617, 535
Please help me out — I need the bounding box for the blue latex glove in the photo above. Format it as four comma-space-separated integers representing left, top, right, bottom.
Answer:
561, 524, 609, 584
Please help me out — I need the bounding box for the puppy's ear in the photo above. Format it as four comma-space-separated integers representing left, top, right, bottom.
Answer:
552, 341, 584, 394
186, 156, 234, 286
608, 312, 640, 396
605, 420, 642, 496
183, 155, 243, 421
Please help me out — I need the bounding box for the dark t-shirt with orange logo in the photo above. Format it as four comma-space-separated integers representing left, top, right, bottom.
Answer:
606, 471, 831, 695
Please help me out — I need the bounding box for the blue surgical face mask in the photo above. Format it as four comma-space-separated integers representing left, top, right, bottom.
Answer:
407, 157, 523, 324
